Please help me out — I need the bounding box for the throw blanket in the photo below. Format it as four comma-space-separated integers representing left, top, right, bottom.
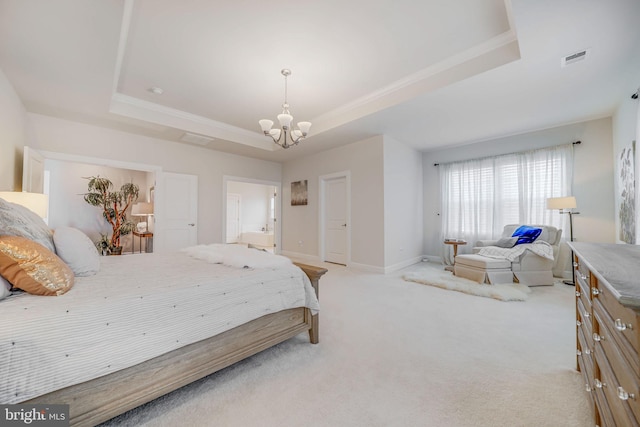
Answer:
477, 241, 554, 261
181, 244, 293, 269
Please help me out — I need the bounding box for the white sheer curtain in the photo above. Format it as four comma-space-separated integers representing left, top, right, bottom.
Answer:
440, 144, 573, 256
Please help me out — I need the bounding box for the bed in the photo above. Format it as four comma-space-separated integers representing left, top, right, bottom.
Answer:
0, 198, 326, 426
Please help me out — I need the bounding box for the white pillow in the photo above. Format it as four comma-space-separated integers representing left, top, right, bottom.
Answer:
0, 275, 11, 300
53, 227, 100, 277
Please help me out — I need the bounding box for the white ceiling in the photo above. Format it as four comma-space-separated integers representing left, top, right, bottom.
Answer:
1, 0, 639, 162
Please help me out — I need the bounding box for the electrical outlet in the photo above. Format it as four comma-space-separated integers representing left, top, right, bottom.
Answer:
298, 240, 304, 247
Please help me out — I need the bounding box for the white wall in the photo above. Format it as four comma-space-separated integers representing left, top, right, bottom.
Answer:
383, 136, 424, 271
0, 68, 28, 191
26, 113, 282, 245
46, 159, 150, 252
422, 117, 616, 258
281, 136, 385, 269
612, 84, 640, 244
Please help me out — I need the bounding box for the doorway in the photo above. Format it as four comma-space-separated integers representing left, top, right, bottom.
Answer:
223, 176, 281, 253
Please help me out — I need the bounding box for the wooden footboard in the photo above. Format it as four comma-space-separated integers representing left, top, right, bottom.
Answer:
25, 262, 327, 427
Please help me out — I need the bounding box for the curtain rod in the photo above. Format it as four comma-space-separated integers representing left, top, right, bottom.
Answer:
433, 140, 581, 167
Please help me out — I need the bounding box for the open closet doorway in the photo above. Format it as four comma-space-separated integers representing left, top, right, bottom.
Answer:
223, 176, 281, 253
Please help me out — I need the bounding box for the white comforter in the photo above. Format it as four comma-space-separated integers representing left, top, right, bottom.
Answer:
0, 250, 319, 404
477, 241, 554, 261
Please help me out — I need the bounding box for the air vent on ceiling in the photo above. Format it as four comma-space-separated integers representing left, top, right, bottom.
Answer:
180, 132, 214, 146
561, 49, 589, 67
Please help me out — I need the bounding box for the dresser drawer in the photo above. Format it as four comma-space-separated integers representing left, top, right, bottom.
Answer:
578, 295, 593, 343
575, 265, 592, 306
593, 285, 640, 376
597, 282, 639, 356
594, 301, 640, 422
594, 387, 616, 427
594, 344, 639, 426
578, 350, 596, 417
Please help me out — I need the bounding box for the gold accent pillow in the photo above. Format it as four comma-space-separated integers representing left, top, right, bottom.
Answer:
0, 235, 74, 296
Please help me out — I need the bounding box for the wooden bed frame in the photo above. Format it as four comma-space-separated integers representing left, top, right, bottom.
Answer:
24, 262, 327, 427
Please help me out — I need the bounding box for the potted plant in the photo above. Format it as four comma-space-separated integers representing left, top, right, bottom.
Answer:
83, 176, 139, 255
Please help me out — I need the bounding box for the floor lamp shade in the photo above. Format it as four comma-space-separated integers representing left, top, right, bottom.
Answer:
546, 196, 577, 210
0, 191, 49, 218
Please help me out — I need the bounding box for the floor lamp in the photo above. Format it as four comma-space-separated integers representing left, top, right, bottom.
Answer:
547, 196, 579, 285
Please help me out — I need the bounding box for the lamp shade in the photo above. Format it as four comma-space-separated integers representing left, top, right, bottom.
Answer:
546, 196, 577, 210
132, 202, 154, 216
0, 191, 48, 218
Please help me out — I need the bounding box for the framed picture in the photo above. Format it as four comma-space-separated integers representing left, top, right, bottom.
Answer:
291, 180, 308, 206
618, 140, 636, 243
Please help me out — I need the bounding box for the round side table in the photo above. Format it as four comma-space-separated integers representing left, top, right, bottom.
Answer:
444, 239, 467, 272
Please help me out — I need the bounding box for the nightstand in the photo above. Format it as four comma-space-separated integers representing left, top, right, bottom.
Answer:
133, 231, 153, 253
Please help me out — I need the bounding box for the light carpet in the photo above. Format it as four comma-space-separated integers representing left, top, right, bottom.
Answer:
100, 261, 591, 427
403, 269, 531, 301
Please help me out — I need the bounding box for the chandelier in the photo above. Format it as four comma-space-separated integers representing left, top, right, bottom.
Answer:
259, 69, 311, 149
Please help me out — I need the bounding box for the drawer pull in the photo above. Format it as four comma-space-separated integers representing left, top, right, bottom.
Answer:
585, 384, 592, 392
594, 378, 606, 388
593, 333, 604, 342
575, 291, 581, 297
617, 386, 635, 400
615, 319, 633, 331
576, 320, 581, 327
584, 312, 590, 319
591, 288, 599, 296
584, 348, 592, 355
573, 261, 578, 268
580, 273, 587, 281
576, 349, 582, 356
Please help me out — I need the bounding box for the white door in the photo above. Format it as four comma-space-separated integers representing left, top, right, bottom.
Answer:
226, 193, 241, 243
22, 147, 45, 193
324, 177, 348, 265
155, 172, 198, 252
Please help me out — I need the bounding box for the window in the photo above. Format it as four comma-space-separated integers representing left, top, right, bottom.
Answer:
440, 144, 573, 244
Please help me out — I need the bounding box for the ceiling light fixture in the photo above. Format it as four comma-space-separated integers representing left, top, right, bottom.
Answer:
259, 69, 311, 149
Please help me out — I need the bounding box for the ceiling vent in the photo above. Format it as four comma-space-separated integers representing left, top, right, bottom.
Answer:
180, 132, 214, 146
561, 49, 589, 67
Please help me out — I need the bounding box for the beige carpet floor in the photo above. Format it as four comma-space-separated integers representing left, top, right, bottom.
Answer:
101, 261, 591, 427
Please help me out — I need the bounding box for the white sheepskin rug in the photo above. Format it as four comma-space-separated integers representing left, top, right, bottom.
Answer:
403, 268, 531, 301
180, 244, 292, 269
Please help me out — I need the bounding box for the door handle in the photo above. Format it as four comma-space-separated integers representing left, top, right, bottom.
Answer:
188, 223, 195, 227
342, 224, 347, 227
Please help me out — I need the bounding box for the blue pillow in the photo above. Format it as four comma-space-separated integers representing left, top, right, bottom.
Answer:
511, 225, 542, 245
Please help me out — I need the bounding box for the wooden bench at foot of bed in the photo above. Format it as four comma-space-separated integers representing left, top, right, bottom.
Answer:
25, 263, 327, 427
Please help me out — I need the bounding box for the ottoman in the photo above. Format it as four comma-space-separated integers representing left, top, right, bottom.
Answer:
454, 254, 514, 284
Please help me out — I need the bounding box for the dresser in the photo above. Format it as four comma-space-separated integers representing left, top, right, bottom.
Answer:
569, 242, 640, 427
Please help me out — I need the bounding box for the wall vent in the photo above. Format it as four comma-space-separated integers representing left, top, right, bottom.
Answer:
561, 49, 589, 67
180, 132, 214, 146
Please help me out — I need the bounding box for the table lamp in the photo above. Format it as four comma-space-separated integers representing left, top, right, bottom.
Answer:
132, 202, 154, 232
0, 191, 49, 218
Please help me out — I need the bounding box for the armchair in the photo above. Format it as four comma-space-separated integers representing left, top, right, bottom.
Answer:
455, 224, 562, 286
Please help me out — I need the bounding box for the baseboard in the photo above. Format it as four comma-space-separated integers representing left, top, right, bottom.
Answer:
422, 255, 443, 264
347, 262, 385, 274
383, 256, 424, 274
